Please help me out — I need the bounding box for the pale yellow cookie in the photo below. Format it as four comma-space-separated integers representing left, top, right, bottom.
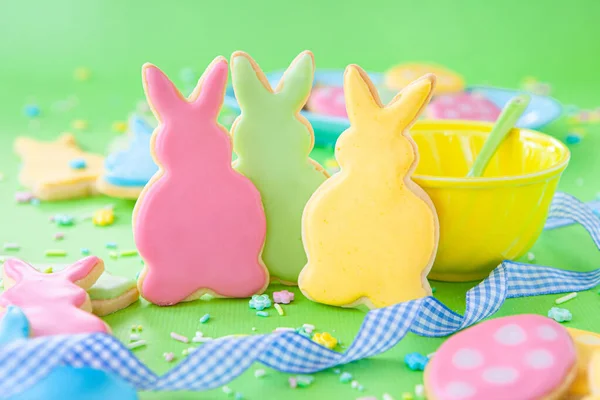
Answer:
14, 134, 104, 200
567, 328, 600, 397
385, 63, 464, 95
299, 66, 439, 309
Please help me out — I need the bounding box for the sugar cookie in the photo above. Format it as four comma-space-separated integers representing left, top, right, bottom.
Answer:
385, 63, 464, 95
427, 92, 501, 122
134, 57, 269, 305
424, 314, 577, 400
567, 328, 600, 396
231, 51, 328, 285
0, 306, 138, 400
298, 66, 438, 308
97, 114, 159, 199
14, 134, 104, 200
589, 350, 600, 396
305, 85, 347, 117
0, 257, 110, 336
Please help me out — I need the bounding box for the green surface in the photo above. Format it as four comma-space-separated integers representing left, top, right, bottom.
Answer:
1, 1, 600, 399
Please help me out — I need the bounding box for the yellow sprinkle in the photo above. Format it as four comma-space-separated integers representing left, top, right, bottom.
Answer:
120, 250, 138, 257
274, 303, 284, 316
74, 67, 91, 81
112, 121, 127, 133
137, 325, 143, 331
43, 266, 53, 274
72, 119, 88, 130
312, 332, 337, 349
93, 208, 115, 226
45, 250, 67, 257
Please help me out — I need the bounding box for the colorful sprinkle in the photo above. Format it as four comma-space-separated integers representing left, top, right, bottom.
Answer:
274, 303, 284, 316
74, 67, 91, 81
234, 393, 244, 400
119, 250, 138, 257
69, 158, 87, 169
340, 372, 353, 383
383, 394, 395, 400
94, 208, 115, 226
109, 251, 118, 259
222, 386, 233, 395
274, 327, 295, 333
163, 352, 175, 362
42, 266, 53, 274
288, 377, 297, 389
170, 332, 189, 343
254, 369, 266, 378
112, 121, 128, 133
15, 192, 34, 203
312, 332, 338, 349
273, 290, 295, 304
404, 352, 429, 371
415, 384, 425, 398
23, 104, 40, 118
30, 198, 40, 206
129, 334, 140, 341
548, 306, 572, 322
45, 249, 66, 257
256, 311, 269, 317
137, 325, 143, 331
3, 243, 20, 251
402, 393, 414, 400
527, 252, 535, 262
566, 134, 582, 144
555, 292, 577, 305
295, 327, 312, 339
54, 214, 75, 226
53, 232, 64, 240
72, 119, 88, 130
351, 380, 360, 389
106, 242, 118, 249
127, 340, 146, 350
249, 294, 271, 311
295, 375, 315, 388
302, 323, 315, 333
199, 314, 210, 324
80, 248, 90, 255
332, 368, 341, 374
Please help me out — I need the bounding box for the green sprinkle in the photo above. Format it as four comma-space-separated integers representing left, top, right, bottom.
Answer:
222, 386, 233, 396
295, 375, 315, 388
402, 393, 414, 400
431, 287, 437, 294
199, 314, 210, 324
45, 249, 66, 257
43, 266, 53, 274
106, 242, 117, 249
109, 251, 118, 259
120, 250, 138, 257
340, 372, 353, 383
80, 248, 90, 255
256, 311, 269, 317
234, 393, 244, 400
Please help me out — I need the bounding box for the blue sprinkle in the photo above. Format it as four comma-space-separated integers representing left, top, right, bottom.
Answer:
29, 198, 40, 206
339, 372, 353, 383
566, 134, 582, 145
404, 352, 429, 371
234, 393, 244, 400
106, 242, 117, 249
69, 158, 87, 169
24, 105, 40, 118
80, 248, 90, 255
256, 311, 269, 317
54, 214, 74, 226
199, 314, 210, 324
548, 307, 572, 323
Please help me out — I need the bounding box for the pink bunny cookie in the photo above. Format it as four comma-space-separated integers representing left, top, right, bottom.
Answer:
306, 86, 347, 117
425, 314, 577, 400
134, 57, 269, 305
0, 257, 109, 336
427, 92, 501, 122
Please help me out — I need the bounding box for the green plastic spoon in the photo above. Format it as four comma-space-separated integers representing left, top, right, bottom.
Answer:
467, 94, 531, 177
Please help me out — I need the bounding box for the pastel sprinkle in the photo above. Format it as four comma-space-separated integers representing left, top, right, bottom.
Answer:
199, 314, 210, 324
45, 249, 67, 257
295, 375, 315, 388
548, 306, 572, 322
288, 377, 297, 389
302, 323, 315, 333
351, 380, 359, 389
54, 232, 64, 240
137, 325, 143, 331
256, 311, 269, 317
566, 134, 582, 144
383, 394, 395, 400
192, 336, 213, 343
332, 368, 341, 374
106, 242, 118, 249
527, 252, 536, 262
222, 386, 233, 395
163, 352, 175, 362
129, 334, 140, 341
15, 192, 34, 203
24, 104, 41, 118
80, 248, 90, 255
404, 352, 429, 371
273, 290, 295, 304
234, 393, 244, 400
555, 292, 577, 305
402, 393, 414, 400
74, 67, 91, 81
254, 369, 266, 378
340, 372, 353, 383
42, 266, 53, 274
109, 251, 118, 259
274, 303, 284, 316
3, 243, 20, 251
72, 119, 88, 130
274, 327, 295, 333
54, 214, 75, 226
249, 294, 271, 310
312, 332, 338, 349
357, 398, 377, 400
30, 198, 40, 206
120, 250, 138, 257
127, 340, 146, 350
112, 121, 128, 133
415, 384, 425, 398
170, 332, 189, 343
69, 158, 87, 169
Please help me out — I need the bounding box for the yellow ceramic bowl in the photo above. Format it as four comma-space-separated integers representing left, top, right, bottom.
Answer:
410, 120, 570, 282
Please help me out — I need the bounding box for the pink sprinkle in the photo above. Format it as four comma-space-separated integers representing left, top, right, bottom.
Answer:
15, 192, 34, 203
273, 290, 295, 304
288, 377, 297, 389
170, 332, 189, 343
163, 352, 175, 362
54, 232, 65, 240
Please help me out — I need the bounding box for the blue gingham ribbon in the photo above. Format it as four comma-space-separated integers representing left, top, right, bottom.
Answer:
1, 191, 599, 396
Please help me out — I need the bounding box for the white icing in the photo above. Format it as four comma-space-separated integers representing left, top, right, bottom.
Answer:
482, 367, 519, 384
537, 325, 559, 341
525, 349, 554, 369
452, 348, 484, 370
494, 324, 527, 346
577, 334, 600, 346
445, 381, 476, 399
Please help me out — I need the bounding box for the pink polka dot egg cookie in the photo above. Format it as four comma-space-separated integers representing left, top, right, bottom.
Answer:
425, 314, 577, 400
427, 92, 502, 122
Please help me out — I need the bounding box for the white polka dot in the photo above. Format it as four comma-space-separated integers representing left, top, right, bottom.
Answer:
577, 334, 600, 346
537, 325, 559, 341
452, 348, 484, 370
494, 324, 527, 346
445, 381, 476, 399
525, 349, 554, 369
482, 367, 519, 384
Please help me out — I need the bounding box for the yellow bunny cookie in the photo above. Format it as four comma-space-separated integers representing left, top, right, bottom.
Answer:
298, 66, 439, 309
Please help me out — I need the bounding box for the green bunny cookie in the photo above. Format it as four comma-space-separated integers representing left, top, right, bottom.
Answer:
231, 51, 328, 285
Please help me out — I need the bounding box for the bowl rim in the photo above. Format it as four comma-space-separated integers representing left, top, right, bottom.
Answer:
411, 120, 571, 188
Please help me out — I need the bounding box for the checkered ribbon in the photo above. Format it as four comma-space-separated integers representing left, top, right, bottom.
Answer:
1, 191, 599, 397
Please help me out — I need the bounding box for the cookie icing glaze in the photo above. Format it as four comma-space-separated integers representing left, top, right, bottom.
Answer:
104, 114, 158, 187
0, 306, 138, 400
88, 271, 137, 300
0, 257, 109, 336
231, 51, 327, 285
567, 328, 600, 396
134, 57, 269, 305
427, 92, 501, 122
299, 66, 438, 308
425, 314, 577, 400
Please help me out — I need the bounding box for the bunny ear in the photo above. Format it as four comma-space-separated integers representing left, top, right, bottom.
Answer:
190, 56, 228, 117
231, 51, 273, 108
277, 51, 314, 111
344, 64, 382, 126
142, 63, 186, 119
2, 258, 38, 282
384, 74, 435, 130
62, 256, 103, 285
0, 306, 30, 345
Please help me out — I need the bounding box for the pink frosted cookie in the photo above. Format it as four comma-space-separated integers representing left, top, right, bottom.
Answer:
305, 86, 347, 118
427, 92, 501, 122
425, 314, 577, 400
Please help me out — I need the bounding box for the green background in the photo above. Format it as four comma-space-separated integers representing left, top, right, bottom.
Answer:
1, 0, 600, 399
